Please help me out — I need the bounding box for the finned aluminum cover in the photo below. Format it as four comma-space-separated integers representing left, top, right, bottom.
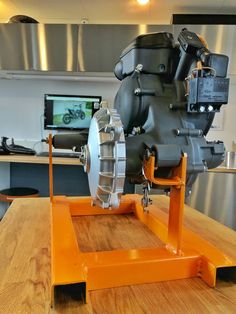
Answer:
85, 108, 126, 209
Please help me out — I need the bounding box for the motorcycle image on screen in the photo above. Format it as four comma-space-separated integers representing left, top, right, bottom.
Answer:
62, 104, 86, 124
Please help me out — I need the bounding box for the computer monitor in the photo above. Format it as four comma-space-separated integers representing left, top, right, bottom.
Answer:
44, 94, 102, 130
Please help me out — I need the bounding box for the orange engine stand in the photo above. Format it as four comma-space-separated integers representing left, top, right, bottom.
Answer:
48, 135, 236, 305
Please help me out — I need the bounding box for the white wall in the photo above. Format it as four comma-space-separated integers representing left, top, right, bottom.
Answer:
0, 78, 120, 151
0, 76, 235, 152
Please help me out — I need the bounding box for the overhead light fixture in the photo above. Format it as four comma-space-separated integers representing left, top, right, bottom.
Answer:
137, 0, 150, 5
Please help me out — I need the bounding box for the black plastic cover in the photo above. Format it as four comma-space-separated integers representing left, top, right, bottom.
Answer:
120, 32, 175, 58
204, 53, 229, 78
114, 32, 178, 78
188, 77, 229, 112
178, 29, 204, 54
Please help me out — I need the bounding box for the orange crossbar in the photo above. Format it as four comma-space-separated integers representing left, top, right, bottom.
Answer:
83, 248, 200, 290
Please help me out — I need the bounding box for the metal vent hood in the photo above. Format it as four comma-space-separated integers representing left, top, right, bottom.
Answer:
0, 24, 172, 78
0, 24, 236, 78
0, 24, 78, 74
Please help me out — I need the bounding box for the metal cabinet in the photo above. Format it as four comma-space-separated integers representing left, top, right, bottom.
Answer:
188, 171, 236, 230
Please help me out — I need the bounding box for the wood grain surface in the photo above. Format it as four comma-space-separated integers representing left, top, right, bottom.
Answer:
0, 154, 82, 165
0, 196, 236, 314
208, 167, 236, 173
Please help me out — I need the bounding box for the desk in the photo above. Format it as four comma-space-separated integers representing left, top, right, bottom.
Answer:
0, 196, 236, 313
0, 154, 82, 166
0, 154, 87, 199
208, 167, 236, 174
0, 155, 133, 209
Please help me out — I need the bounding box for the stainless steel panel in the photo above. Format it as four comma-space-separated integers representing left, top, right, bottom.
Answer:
173, 25, 236, 75
188, 172, 236, 230
3, 24, 236, 75
78, 25, 173, 72
0, 24, 78, 71
225, 152, 236, 168
229, 27, 236, 75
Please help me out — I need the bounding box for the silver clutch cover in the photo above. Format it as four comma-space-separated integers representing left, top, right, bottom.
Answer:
82, 108, 126, 209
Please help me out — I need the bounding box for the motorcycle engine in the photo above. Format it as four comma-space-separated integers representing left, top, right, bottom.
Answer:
53, 28, 230, 209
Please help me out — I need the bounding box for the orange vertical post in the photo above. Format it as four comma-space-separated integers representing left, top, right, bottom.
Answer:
143, 153, 187, 255
167, 154, 187, 254
48, 133, 54, 202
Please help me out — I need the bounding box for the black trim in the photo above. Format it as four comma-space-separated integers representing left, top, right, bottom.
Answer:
54, 282, 86, 304
172, 14, 236, 25
216, 266, 236, 283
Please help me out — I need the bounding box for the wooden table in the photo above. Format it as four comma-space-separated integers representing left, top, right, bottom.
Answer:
0, 196, 236, 313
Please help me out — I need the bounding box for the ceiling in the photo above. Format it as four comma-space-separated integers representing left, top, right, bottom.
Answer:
0, 0, 236, 24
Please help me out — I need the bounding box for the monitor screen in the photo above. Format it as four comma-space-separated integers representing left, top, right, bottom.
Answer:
44, 94, 102, 130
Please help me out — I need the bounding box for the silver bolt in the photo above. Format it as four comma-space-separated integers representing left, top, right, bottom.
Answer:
136, 64, 143, 72
199, 106, 205, 112
134, 88, 141, 95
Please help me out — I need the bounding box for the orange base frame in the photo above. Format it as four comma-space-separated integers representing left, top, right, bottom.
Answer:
48, 135, 236, 305
51, 195, 236, 305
